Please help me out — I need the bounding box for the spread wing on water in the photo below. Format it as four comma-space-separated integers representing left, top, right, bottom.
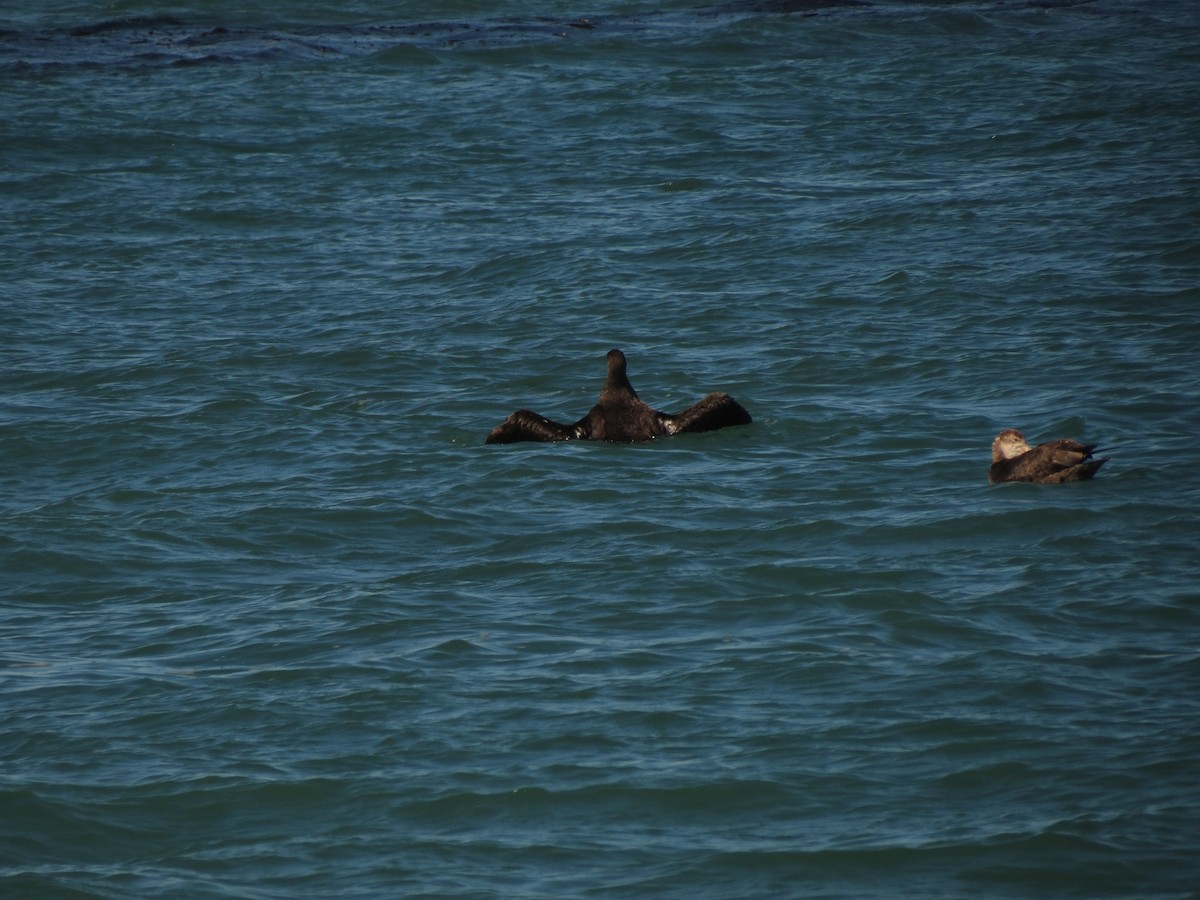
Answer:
666, 392, 753, 435
485, 410, 578, 445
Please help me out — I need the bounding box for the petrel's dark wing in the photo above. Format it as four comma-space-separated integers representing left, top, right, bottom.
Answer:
485, 409, 578, 444
1039, 457, 1109, 483
1039, 439, 1098, 466
663, 392, 752, 435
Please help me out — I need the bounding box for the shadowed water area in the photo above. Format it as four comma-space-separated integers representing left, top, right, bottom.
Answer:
0, 1, 1089, 69
2, 0, 1199, 896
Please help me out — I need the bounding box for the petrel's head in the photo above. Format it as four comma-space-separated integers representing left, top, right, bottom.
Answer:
606, 348, 627, 375
992, 428, 1033, 462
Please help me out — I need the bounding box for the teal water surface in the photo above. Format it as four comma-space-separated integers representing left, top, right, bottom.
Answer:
3, 0, 1199, 897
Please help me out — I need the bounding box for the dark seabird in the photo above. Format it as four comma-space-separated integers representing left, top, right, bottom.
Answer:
485, 348, 752, 444
989, 428, 1109, 484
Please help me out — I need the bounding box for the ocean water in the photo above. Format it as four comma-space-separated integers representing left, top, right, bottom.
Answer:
2, 0, 1199, 897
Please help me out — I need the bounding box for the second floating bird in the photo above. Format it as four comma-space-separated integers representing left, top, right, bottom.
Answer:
989, 428, 1109, 484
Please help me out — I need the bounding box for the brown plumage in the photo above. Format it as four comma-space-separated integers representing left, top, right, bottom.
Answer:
989, 428, 1109, 484
485, 348, 752, 445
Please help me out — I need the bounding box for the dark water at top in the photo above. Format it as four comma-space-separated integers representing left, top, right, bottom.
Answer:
2, 0, 1199, 897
